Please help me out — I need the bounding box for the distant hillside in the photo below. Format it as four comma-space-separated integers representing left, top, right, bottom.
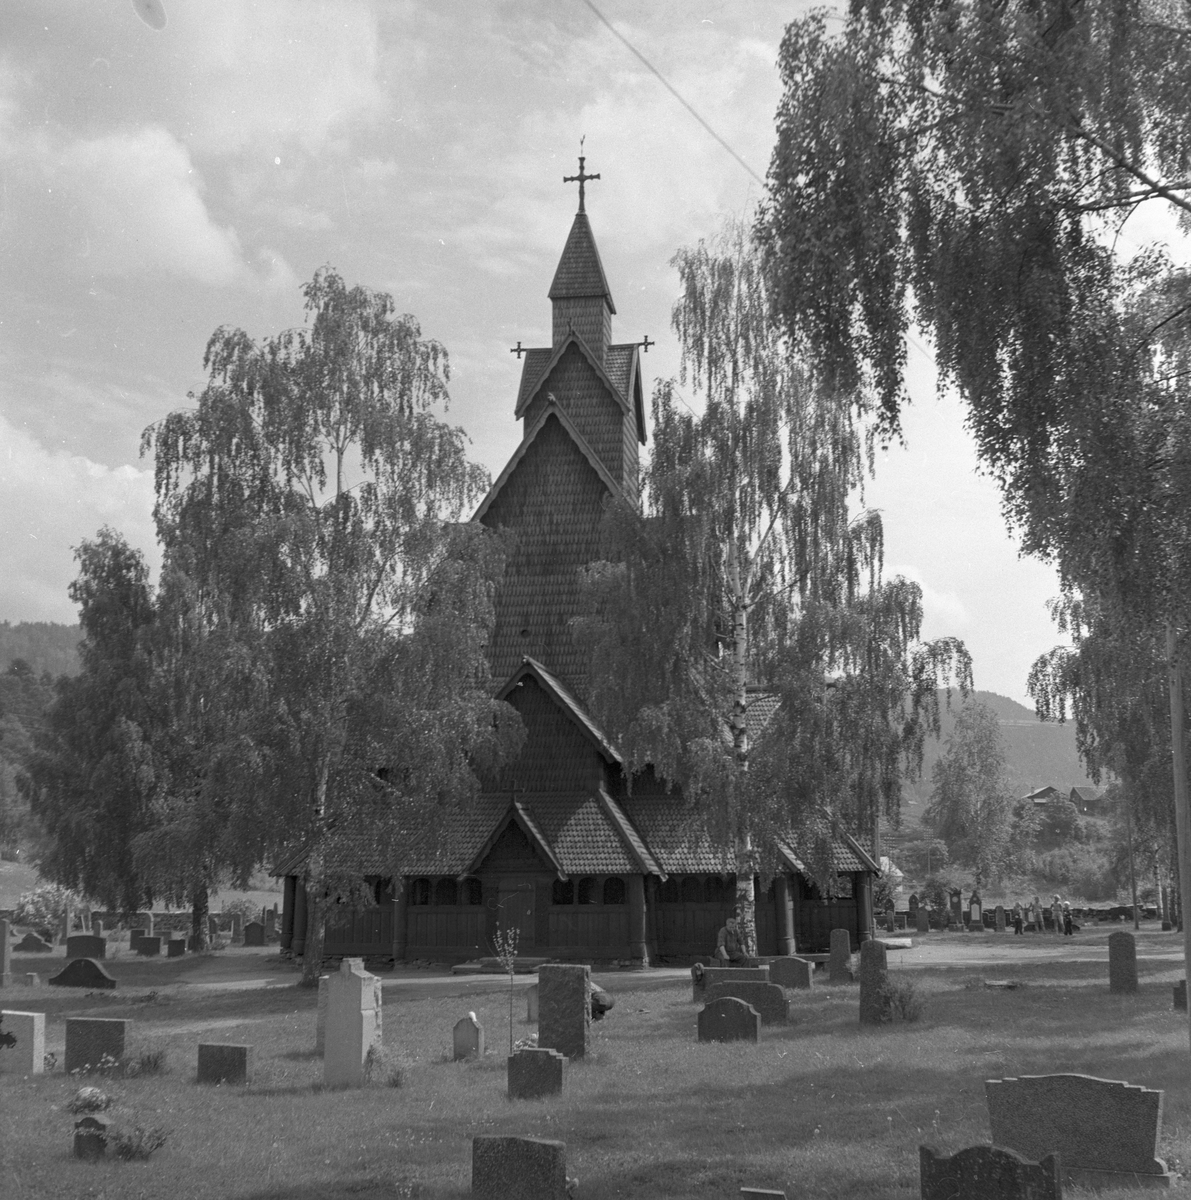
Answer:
0, 622, 81, 679
899, 689, 1100, 820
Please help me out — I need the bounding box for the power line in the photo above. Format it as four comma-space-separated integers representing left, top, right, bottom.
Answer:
578, 0, 766, 188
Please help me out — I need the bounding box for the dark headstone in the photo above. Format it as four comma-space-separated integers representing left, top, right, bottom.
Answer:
706, 981, 789, 1025
13, 933, 52, 953
197, 1042, 254, 1085
858, 940, 888, 1025
1175, 980, 1186, 1012
987, 1072, 1172, 1188
65, 1017, 128, 1073
767, 957, 812, 990
919, 1144, 1060, 1200
0, 919, 9, 987
995, 905, 1006, 932
472, 1135, 568, 1200
691, 963, 770, 1001
49, 958, 116, 990
167, 938, 185, 958
1108, 930, 1138, 994
243, 921, 265, 947
740, 1191, 787, 1199
697, 996, 760, 1043
828, 928, 852, 983
66, 935, 106, 961
538, 963, 590, 1060
73, 1116, 109, 1161
507, 1047, 565, 1099
136, 935, 162, 957
916, 908, 930, 934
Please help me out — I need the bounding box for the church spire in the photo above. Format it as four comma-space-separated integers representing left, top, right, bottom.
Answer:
549, 149, 615, 358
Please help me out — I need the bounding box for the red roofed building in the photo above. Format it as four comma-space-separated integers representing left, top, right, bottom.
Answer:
274, 180, 877, 965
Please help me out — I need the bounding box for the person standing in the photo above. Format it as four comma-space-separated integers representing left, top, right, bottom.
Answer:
1032, 896, 1044, 933
1063, 902, 1073, 936
1051, 895, 1063, 935
1013, 902, 1024, 935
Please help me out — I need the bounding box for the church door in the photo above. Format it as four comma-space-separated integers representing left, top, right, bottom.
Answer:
497, 880, 536, 953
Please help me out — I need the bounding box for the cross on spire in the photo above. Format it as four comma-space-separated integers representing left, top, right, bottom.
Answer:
563, 141, 600, 214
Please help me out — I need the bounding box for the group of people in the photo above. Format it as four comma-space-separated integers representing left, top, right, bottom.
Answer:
1009, 894, 1074, 936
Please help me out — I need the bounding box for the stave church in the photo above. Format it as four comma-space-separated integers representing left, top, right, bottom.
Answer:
273, 165, 877, 965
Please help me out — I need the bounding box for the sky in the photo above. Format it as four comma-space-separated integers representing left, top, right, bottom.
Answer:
0, 0, 1090, 706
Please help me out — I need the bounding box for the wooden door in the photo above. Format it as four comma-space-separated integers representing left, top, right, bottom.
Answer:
496, 880, 536, 952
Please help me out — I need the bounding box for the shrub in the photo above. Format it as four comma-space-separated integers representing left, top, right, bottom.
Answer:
13, 883, 84, 929
107, 1125, 169, 1160
364, 1044, 408, 1088
877, 976, 923, 1023
219, 898, 259, 924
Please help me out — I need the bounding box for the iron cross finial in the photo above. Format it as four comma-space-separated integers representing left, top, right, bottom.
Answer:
640, 335, 654, 353
563, 140, 600, 214
510, 340, 526, 360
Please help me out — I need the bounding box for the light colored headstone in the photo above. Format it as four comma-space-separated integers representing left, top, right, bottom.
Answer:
472, 1135, 568, 1200
987, 1073, 1173, 1189
315, 973, 330, 1054
828, 928, 851, 983
538, 963, 590, 1060
323, 957, 382, 1088
24, 974, 38, 987
1108, 931, 1138, 994
919, 1144, 1060, 1200
858, 940, 888, 1025
142, 912, 154, 937
995, 905, 1006, 932
0, 919, 11, 987
0, 1010, 45, 1074
453, 1012, 484, 1060
526, 982, 538, 1022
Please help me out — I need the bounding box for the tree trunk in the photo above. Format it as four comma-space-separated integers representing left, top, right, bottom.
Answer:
1165, 621, 1191, 1053
728, 547, 756, 955
300, 758, 331, 987
191, 885, 209, 951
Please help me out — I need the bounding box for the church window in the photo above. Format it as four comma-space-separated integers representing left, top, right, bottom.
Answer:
552, 879, 574, 905
576, 876, 598, 905
410, 878, 430, 906
434, 878, 458, 906
602, 877, 626, 905
461, 877, 482, 906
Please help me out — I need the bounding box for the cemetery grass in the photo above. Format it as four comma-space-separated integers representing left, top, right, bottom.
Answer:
4, 954, 1191, 1198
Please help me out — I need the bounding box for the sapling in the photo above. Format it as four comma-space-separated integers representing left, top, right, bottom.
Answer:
492, 923, 519, 1056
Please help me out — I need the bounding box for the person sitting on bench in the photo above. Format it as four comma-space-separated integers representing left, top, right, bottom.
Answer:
714, 915, 754, 966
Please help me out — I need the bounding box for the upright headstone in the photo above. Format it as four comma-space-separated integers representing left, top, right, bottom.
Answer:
1108, 931, 1138, 994
858, 940, 888, 1025
692, 964, 770, 1001
91, 914, 103, 936
697, 996, 760, 1043
136, 935, 161, 957
507, 1047, 565, 1099
73, 1116, 108, 1161
526, 982, 539, 1022
315, 973, 330, 1054
167, 938, 185, 958
987, 1073, 1173, 1189
919, 1144, 1061, 1200
1174, 979, 1186, 1012
197, 1043, 254, 1085
767, 957, 813, 990
916, 908, 930, 934
0, 919, 11, 987
0, 1010, 45, 1075
243, 921, 265, 947
208, 915, 219, 940
453, 1013, 484, 1060
66, 935, 106, 961
472, 1135, 568, 1200
706, 981, 789, 1025
908, 893, 919, 913
995, 905, 1006, 933
13, 933, 52, 953
142, 912, 154, 937
538, 963, 590, 1060
323, 957, 382, 1088
949, 889, 963, 926
265, 909, 277, 938
828, 928, 852, 983
231, 914, 243, 944
65, 1017, 128, 1074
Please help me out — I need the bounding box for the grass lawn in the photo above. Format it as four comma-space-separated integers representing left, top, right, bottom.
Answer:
3, 941, 1191, 1198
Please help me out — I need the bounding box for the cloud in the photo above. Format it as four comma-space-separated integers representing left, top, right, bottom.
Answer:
888, 564, 970, 634
0, 410, 158, 623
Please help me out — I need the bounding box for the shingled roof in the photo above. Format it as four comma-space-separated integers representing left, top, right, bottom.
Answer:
549, 212, 615, 311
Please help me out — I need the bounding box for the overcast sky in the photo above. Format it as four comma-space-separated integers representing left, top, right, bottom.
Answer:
0, 0, 1092, 705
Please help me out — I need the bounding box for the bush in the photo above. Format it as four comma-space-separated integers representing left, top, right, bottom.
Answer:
877, 976, 923, 1023
107, 1125, 169, 1161
218, 898, 259, 924
13, 883, 84, 929
364, 1044, 408, 1088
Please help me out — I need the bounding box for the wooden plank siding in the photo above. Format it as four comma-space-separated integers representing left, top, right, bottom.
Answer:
324, 906, 394, 957
406, 907, 487, 958
547, 905, 630, 954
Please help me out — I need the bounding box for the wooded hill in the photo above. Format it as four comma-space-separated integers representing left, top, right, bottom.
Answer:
0, 622, 81, 679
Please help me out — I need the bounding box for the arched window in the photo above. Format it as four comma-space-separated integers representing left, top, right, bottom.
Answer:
602, 877, 626, 905
705, 876, 729, 904
577, 876, 597, 905
552, 879, 575, 906
659, 877, 679, 903
680, 876, 703, 904
374, 877, 395, 906
434, 878, 458, 906
410, 878, 430, 906
461, 878, 483, 906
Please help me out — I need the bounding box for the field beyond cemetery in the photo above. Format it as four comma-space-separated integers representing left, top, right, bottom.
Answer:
3, 932, 1191, 1198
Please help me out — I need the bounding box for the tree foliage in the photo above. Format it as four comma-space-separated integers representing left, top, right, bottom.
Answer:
578, 218, 970, 948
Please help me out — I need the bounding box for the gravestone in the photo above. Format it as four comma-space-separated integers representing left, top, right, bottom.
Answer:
136, 935, 162, 957
829, 928, 852, 983
323, 957, 382, 1088
92, 916, 103, 936
197, 1042, 254, 1085
916, 908, 930, 934
767, 956, 813, 990
129, 929, 144, 954
741, 1191, 787, 1199
507, 1046, 566, 1099
472, 1135, 568, 1200
706, 981, 789, 1025
167, 938, 185, 958
995, 905, 1006, 933
65, 1017, 128, 1074
1174, 980, 1186, 1012
453, 1012, 484, 1060
13, 932, 52, 953
49, 958, 116, 989
1108, 931, 1138, 994
65, 935, 106, 962
141, 912, 154, 936
949, 889, 963, 925
24, 973, 38, 987
243, 921, 265, 947
919, 1144, 1061, 1200
315, 973, 330, 1054
858, 940, 889, 1025
0, 919, 10, 987
697, 996, 760, 1043
987, 1073, 1173, 1189
538, 963, 590, 1060
692, 963, 770, 1001
526, 982, 538, 1022
265, 909, 277, 939
231, 914, 243, 944
0, 1010, 45, 1075
73, 1116, 109, 1161
208, 916, 219, 940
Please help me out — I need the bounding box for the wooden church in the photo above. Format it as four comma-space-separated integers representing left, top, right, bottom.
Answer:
274, 167, 878, 965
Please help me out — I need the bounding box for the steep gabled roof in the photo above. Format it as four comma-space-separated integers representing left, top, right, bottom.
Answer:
473, 399, 622, 523
462, 799, 567, 878
548, 211, 616, 311
777, 831, 880, 876
514, 329, 630, 421
497, 656, 622, 765
596, 786, 665, 878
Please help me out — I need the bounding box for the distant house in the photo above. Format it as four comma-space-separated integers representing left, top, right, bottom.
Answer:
1022, 785, 1063, 808
1069, 786, 1101, 814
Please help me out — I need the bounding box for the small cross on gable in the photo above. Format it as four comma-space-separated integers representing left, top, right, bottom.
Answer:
510, 340, 526, 360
